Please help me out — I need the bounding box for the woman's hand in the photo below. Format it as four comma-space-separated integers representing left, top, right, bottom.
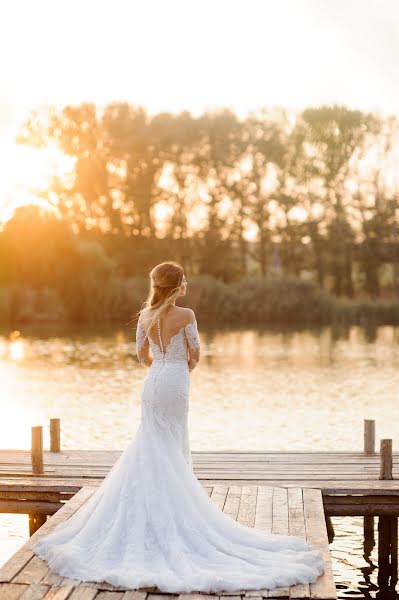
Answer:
140, 356, 153, 368
188, 358, 198, 372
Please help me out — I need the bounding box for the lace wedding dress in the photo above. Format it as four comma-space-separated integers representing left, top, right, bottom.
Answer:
32, 315, 325, 593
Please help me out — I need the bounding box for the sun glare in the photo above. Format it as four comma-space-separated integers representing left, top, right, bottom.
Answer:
0, 138, 74, 224
0, 382, 36, 449
10, 339, 25, 362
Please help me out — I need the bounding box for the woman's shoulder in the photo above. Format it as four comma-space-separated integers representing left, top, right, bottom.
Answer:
137, 307, 153, 329
175, 306, 196, 323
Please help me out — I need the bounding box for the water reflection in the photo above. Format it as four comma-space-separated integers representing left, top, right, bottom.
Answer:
1, 323, 399, 452
1, 323, 399, 596
329, 515, 399, 599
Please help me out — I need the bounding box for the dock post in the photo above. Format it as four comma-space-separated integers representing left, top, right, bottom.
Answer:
379, 439, 393, 480
30, 425, 45, 536
364, 419, 375, 454
50, 418, 61, 452
31, 426, 44, 475
363, 515, 375, 560
377, 514, 398, 591
29, 513, 47, 536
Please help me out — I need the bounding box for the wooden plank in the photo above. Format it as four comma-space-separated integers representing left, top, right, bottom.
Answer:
237, 486, 257, 527
303, 489, 336, 600
268, 488, 290, 598
287, 488, 309, 599
0, 500, 62, 514
0, 583, 28, 600
223, 486, 242, 521
177, 595, 215, 600
2, 449, 398, 470
210, 486, 229, 510
2, 476, 399, 495
18, 583, 50, 600
69, 586, 99, 600
245, 486, 273, 598
122, 593, 148, 600
147, 595, 178, 600
95, 592, 125, 600
254, 486, 273, 533
3, 449, 399, 460
2, 463, 383, 472
13, 557, 49, 585
40, 585, 75, 599
0, 492, 62, 501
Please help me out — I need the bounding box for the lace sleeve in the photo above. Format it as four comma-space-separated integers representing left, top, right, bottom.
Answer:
184, 319, 200, 353
136, 321, 147, 354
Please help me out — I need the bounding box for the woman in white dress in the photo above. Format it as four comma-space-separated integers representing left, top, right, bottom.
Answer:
32, 260, 325, 593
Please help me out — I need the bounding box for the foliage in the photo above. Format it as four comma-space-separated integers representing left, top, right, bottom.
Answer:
2, 102, 399, 325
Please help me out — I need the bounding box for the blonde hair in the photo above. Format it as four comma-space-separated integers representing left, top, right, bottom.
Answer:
136, 261, 184, 335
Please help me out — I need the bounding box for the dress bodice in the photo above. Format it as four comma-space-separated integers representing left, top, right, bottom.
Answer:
136, 317, 200, 363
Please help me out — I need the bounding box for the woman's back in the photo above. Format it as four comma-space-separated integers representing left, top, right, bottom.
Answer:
137, 306, 200, 364
142, 306, 191, 349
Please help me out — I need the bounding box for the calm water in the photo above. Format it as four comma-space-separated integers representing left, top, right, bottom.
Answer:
1, 323, 399, 597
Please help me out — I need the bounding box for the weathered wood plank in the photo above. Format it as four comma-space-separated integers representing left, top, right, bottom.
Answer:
69, 586, 99, 600
254, 486, 273, 533
0, 500, 62, 514
1, 475, 399, 496
146, 595, 178, 600
40, 585, 75, 599
0, 583, 28, 600
237, 486, 257, 527
177, 595, 215, 600
287, 488, 309, 599
222, 486, 242, 521
95, 591, 125, 600
244, 486, 273, 597
268, 488, 290, 598
121, 592, 148, 600
13, 556, 49, 585
210, 486, 229, 510
303, 489, 336, 600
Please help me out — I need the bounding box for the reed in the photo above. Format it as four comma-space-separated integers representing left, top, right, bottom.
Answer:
1, 276, 399, 326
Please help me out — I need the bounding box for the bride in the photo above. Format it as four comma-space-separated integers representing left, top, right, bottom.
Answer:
32, 260, 325, 593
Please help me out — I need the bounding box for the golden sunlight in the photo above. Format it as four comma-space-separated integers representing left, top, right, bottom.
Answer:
10, 341, 25, 362
0, 139, 73, 224
0, 390, 36, 449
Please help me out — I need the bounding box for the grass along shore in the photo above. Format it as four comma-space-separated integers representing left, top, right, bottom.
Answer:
1, 275, 399, 327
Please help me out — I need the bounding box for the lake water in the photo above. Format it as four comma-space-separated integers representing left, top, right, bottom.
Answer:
1, 323, 399, 597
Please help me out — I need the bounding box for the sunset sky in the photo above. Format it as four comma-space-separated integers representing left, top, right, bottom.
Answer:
0, 0, 398, 222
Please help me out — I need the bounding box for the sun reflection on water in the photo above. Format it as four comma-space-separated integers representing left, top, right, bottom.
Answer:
8, 331, 25, 362
1, 331, 39, 448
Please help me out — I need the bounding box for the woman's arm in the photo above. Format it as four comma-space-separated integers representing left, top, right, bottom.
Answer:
136, 320, 153, 367
184, 309, 201, 371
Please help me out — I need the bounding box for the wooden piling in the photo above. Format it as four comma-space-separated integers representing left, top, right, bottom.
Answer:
28, 512, 47, 536
364, 419, 375, 455
377, 515, 398, 590
31, 426, 43, 475
50, 418, 61, 452
379, 439, 393, 480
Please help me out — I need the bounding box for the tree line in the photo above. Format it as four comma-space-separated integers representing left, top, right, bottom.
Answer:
1, 101, 399, 323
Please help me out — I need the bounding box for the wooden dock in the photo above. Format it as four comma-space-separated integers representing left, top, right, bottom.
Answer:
1, 419, 398, 597
1, 449, 399, 516
0, 485, 336, 600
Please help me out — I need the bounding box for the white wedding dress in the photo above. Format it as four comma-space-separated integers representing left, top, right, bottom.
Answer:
32, 315, 325, 593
